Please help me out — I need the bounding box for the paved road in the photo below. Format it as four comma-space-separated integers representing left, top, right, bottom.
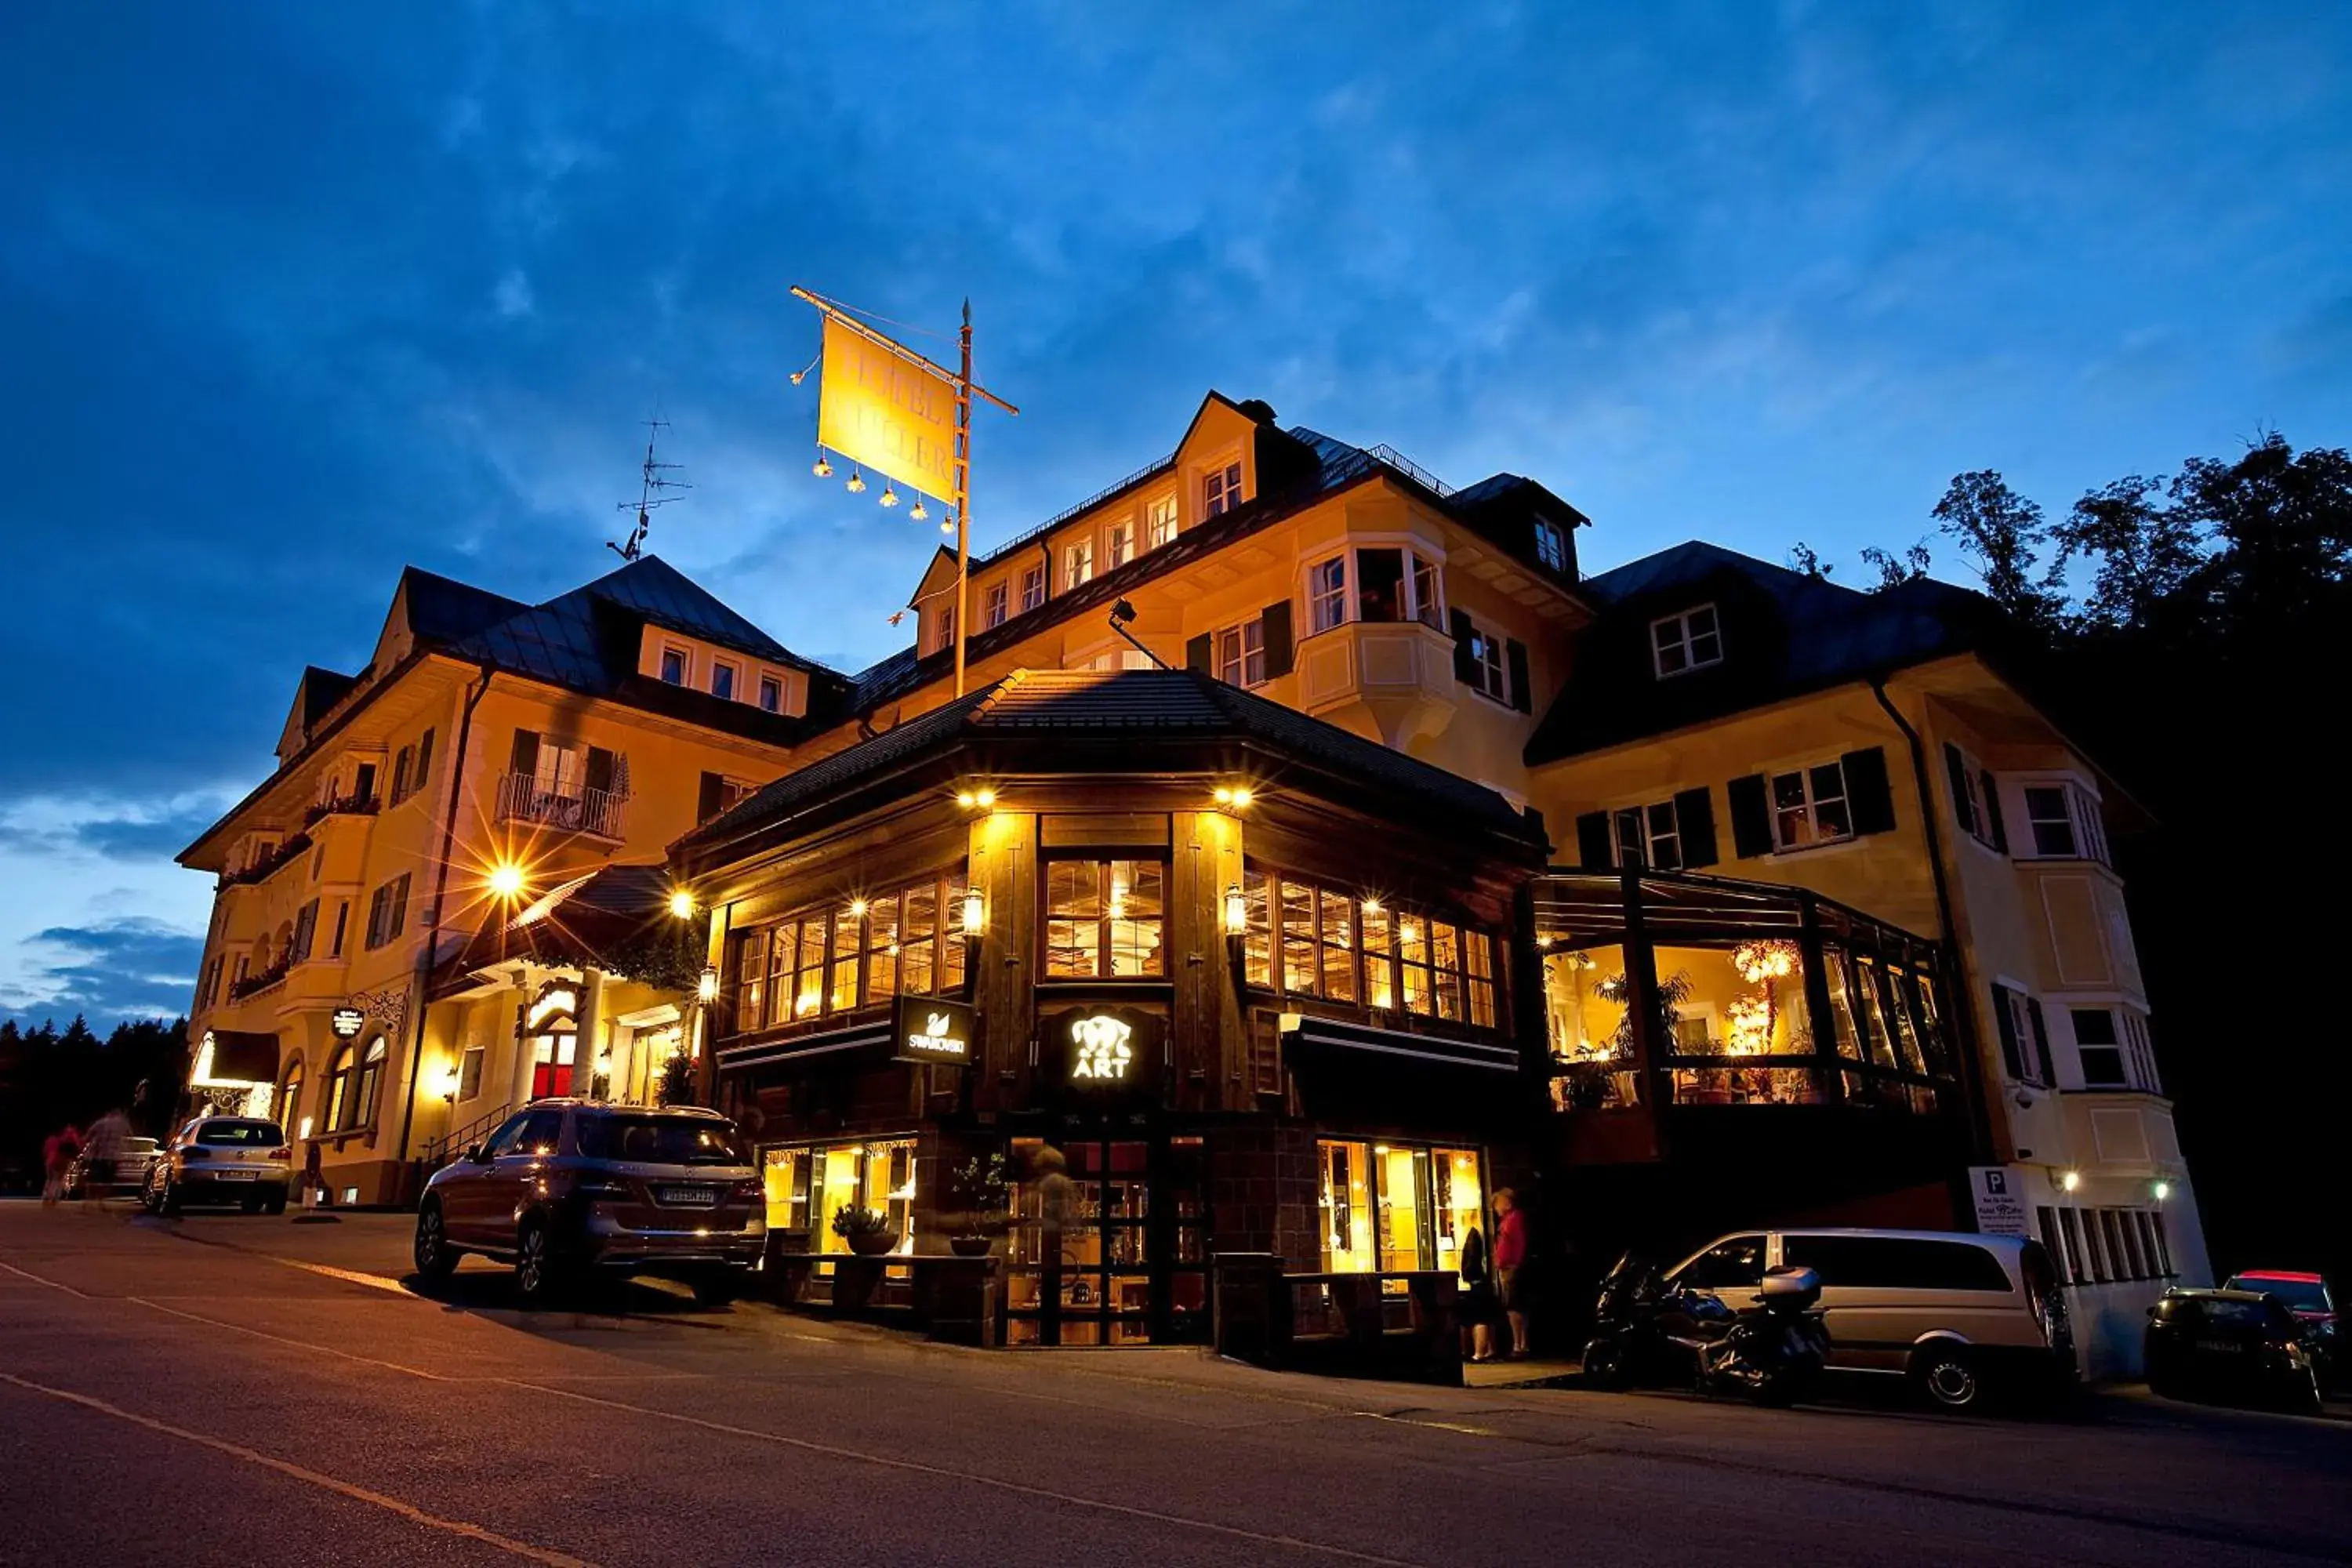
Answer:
2, 1201, 2346, 1568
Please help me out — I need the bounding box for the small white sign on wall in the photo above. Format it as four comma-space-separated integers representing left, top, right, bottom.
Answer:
1969, 1165, 2031, 1237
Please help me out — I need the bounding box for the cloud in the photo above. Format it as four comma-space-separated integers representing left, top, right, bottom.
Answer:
1, 918, 203, 1030
494, 268, 535, 319
0, 797, 230, 863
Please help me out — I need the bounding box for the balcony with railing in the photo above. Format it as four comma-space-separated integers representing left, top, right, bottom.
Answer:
494, 772, 627, 841
216, 831, 313, 891
303, 791, 379, 828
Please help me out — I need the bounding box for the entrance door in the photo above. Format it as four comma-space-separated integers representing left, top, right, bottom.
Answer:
530, 1031, 576, 1098
1006, 1136, 1209, 1345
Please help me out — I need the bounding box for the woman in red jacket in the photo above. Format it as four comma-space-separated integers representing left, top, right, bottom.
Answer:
1492, 1187, 1530, 1357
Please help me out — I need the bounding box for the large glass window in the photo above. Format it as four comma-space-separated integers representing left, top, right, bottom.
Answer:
1653, 941, 1822, 1105
1241, 869, 1497, 1029
728, 873, 968, 1034
761, 1138, 916, 1257
1317, 1140, 1486, 1277
1044, 859, 1164, 978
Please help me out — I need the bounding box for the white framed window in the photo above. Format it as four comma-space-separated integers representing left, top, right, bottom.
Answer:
984, 581, 1009, 629
757, 674, 783, 714
931, 607, 956, 654
1769, 760, 1853, 850
659, 646, 688, 685
1651, 605, 1723, 677
1215, 620, 1267, 689
535, 739, 583, 800
1080, 648, 1158, 672
1145, 494, 1178, 550
1465, 619, 1509, 706
2023, 782, 2110, 866
1410, 553, 1443, 629
1613, 801, 1683, 870
1203, 459, 1243, 518
1945, 743, 2008, 852
710, 660, 738, 701
1534, 517, 1567, 572
1062, 539, 1094, 591
1308, 557, 1348, 633
2071, 1006, 2161, 1092
1021, 564, 1047, 612
1106, 518, 1136, 569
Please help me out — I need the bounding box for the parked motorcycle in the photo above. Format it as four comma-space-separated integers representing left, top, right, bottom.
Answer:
1583, 1256, 1831, 1407
1581, 1254, 1679, 1390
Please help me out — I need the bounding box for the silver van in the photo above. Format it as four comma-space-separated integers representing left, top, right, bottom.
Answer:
1663, 1228, 2074, 1410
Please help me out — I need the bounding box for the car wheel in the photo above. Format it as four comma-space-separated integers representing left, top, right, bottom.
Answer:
412, 1203, 459, 1281
139, 1169, 164, 1214
1913, 1345, 1984, 1412
691, 1272, 739, 1308
241, 1193, 264, 1214
159, 1178, 183, 1218
1582, 1338, 1630, 1390
263, 1192, 287, 1216
513, 1218, 566, 1308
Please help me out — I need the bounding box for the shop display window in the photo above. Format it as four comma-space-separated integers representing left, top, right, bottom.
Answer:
1316, 1139, 1486, 1281
1044, 858, 1165, 979
1240, 867, 1500, 1031
724, 871, 969, 1036
760, 1138, 916, 1257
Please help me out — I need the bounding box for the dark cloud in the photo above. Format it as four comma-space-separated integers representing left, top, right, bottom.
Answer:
2, 919, 202, 1031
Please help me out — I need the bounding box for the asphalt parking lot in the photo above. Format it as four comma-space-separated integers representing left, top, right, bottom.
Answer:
2, 1200, 2347, 1567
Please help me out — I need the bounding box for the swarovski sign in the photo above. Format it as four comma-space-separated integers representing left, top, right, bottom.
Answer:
893, 995, 975, 1065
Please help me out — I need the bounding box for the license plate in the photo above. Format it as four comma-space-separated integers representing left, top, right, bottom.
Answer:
214, 1169, 257, 1181
656, 1186, 717, 1207
2194, 1339, 2243, 1353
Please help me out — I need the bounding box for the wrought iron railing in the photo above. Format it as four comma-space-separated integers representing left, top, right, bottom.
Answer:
423, 1099, 511, 1164
493, 773, 626, 840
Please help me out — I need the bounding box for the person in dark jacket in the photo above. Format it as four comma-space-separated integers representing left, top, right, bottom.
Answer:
1459, 1225, 1499, 1362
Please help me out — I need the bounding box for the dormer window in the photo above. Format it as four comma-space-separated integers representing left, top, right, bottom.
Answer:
1021, 564, 1047, 612
1203, 460, 1243, 519
984, 581, 1009, 629
1651, 605, 1722, 678
758, 675, 783, 714
659, 646, 688, 685
1534, 517, 1567, 572
710, 660, 738, 701
1107, 518, 1136, 569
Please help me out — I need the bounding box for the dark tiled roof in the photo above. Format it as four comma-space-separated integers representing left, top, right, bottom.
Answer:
441, 862, 682, 983
400, 568, 528, 644
676, 669, 1544, 865
297, 667, 357, 728
1525, 542, 1999, 763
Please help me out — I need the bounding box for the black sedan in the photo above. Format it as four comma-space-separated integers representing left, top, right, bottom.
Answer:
2145, 1289, 2324, 1415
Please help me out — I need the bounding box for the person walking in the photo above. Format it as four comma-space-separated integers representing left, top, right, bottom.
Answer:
42, 1125, 82, 1207
80, 1107, 131, 1208
1493, 1187, 1531, 1358
1458, 1223, 1499, 1363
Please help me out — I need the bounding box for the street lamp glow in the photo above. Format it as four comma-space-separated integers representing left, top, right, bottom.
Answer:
696, 966, 720, 1004
487, 862, 525, 900
667, 889, 695, 919
2060, 1170, 2082, 1193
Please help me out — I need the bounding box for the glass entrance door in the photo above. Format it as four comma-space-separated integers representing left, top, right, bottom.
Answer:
1005, 1136, 1209, 1345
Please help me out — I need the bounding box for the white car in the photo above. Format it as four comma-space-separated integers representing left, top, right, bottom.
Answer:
149, 1117, 294, 1214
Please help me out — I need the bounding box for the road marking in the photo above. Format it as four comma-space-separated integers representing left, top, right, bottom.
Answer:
505, 1377, 1428, 1566
0, 1370, 601, 1568
0, 1258, 91, 1298
1354, 1410, 1501, 1438
125, 1297, 451, 1381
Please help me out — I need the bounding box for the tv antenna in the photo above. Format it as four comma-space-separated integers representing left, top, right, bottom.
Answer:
611, 418, 690, 561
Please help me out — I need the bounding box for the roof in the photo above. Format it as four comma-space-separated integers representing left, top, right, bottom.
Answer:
1524, 542, 2002, 764
296, 667, 358, 728
438, 862, 684, 985
674, 667, 1548, 869
399, 567, 528, 644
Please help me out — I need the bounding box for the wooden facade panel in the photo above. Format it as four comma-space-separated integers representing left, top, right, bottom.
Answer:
971, 811, 1038, 1105
1038, 811, 1171, 850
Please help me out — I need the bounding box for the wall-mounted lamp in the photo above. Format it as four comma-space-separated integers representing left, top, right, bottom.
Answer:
1212, 784, 1253, 810
437, 1062, 463, 1103
667, 888, 696, 920
488, 862, 526, 900
2151, 1179, 2172, 1203
1222, 882, 1248, 935
960, 888, 988, 938
696, 965, 720, 1004
2060, 1169, 2082, 1193
955, 786, 997, 810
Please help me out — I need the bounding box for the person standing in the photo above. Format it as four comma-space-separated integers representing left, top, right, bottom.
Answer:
1493, 1187, 1531, 1357
42, 1125, 82, 1207
1458, 1223, 1499, 1363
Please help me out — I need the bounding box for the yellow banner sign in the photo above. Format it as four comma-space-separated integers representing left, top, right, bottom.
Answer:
815, 317, 958, 503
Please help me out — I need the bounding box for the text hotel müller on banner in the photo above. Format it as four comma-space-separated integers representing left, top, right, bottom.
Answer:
816, 315, 958, 506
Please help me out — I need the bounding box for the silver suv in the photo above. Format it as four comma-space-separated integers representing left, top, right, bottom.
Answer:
412, 1101, 764, 1306
151, 1117, 293, 1214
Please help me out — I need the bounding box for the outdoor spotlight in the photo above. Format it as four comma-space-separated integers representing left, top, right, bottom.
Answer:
667, 889, 695, 920
1214, 786, 1233, 804
1111, 598, 1138, 626
488, 862, 525, 899
2060, 1170, 2082, 1193
880, 485, 900, 509
975, 787, 996, 809
1229, 786, 1253, 809
697, 965, 720, 1004
813, 454, 833, 478
1222, 882, 1248, 935
956, 789, 977, 808
2151, 1179, 2172, 1202
846, 469, 867, 495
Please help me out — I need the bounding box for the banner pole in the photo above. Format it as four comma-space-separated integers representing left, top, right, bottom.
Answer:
953, 298, 973, 699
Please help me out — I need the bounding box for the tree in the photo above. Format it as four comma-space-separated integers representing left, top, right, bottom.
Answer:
2049, 475, 2203, 633
1860, 541, 1932, 591
1931, 470, 2066, 631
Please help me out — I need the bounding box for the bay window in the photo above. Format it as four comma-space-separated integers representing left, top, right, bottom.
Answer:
1241, 868, 1498, 1029
728, 873, 968, 1035
1305, 546, 1445, 635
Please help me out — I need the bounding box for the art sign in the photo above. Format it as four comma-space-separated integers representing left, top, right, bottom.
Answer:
1047, 1006, 1163, 1096
894, 995, 975, 1065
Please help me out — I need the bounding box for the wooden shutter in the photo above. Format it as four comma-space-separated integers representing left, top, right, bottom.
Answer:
1575, 811, 1615, 870
1726, 774, 1773, 858
1674, 787, 1719, 867
510, 728, 540, 778
1449, 608, 1478, 683
2025, 995, 2054, 1082
1185, 633, 1213, 673
1943, 743, 1977, 836
1980, 769, 2009, 852
389, 873, 410, 938
1505, 638, 1532, 713
697, 771, 726, 824
1842, 747, 1896, 835
1261, 601, 1294, 679
586, 746, 615, 797
1991, 983, 2026, 1080
413, 728, 434, 783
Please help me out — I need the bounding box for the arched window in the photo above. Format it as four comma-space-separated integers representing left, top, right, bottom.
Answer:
353, 1036, 388, 1130
324, 1046, 355, 1132
277, 1059, 305, 1132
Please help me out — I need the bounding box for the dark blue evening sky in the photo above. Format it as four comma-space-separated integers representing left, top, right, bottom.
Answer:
2, 2, 2347, 1025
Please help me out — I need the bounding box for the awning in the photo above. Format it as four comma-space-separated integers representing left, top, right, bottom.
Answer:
1280, 1014, 1521, 1075
716, 1018, 894, 1074
195, 1029, 281, 1085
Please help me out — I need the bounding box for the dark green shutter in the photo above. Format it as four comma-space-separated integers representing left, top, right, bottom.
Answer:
1842, 747, 1896, 835
510, 728, 540, 777
1674, 787, 1719, 866
1980, 769, 2009, 852
696, 771, 726, 824
1575, 811, 1614, 869
413, 728, 434, 785
1943, 743, 1976, 836
1991, 983, 2025, 1080
1185, 633, 1213, 674
1450, 608, 1478, 683
1727, 775, 1773, 858
1260, 601, 1294, 679
1505, 638, 1532, 713
2025, 995, 2053, 1083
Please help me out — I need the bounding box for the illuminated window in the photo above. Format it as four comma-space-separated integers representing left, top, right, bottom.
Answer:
1021, 564, 1046, 612
1240, 868, 1497, 1028
727, 873, 969, 1036
1316, 1140, 1486, 1276
1145, 494, 1178, 549
1652, 605, 1723, 677
1203, 460, 1243, 518
1106, 518, 1136, 568
1769, 761, 1853, 850
1044, 859, 1164, 979
1062, 539, 1094, 591
762, 1139, 916, 1258
984, 581, 1009, 629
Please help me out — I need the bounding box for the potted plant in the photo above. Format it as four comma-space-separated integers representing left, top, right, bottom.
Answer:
830, 1204, 901, 1257
944, 1152, 1012, 1257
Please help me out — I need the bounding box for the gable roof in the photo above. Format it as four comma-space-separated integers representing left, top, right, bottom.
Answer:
674, 667, 1548, 873
1523, 541, 2000, 764
399, 567, 528, 644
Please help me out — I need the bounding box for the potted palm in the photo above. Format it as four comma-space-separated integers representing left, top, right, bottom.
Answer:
944, 1152, 1012, 1257
830, 1204, 901, 1257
